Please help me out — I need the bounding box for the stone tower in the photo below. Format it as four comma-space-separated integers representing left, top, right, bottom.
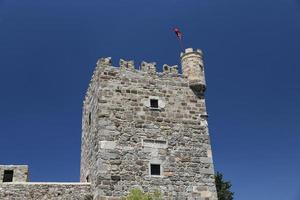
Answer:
80, 48, 217, 200
181, 48, 206, 93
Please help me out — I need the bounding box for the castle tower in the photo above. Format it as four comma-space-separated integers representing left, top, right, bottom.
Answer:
181, 48, 206, 93
80, 49, 217, 200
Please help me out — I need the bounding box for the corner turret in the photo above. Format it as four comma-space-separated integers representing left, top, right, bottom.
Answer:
180, 48, 206, 93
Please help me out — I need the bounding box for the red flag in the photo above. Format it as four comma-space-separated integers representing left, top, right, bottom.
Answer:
174, 27, 182, 40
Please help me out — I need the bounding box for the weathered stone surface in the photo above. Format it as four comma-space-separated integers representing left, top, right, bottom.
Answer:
81, 48, 218, 200
0, 183, 91, 200
181, 48, 206, 92
0, 48, 217, 200
0, 165, 29, 183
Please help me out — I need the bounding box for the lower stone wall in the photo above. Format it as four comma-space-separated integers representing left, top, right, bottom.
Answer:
0, 182, 92, 200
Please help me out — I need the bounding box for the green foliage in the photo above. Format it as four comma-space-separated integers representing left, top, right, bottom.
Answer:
122, 188, 162, 200
84, 195, 93, 200
215, 172, 234, 200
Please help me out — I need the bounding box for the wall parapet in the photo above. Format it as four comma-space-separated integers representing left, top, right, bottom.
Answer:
0, 182, 91, 200
83, 57, 184, 105
95, 57, 181, 77
180, 48, 202, 57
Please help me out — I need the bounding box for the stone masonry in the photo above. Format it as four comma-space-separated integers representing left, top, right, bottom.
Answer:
0, 183, 92, 200
0, 165, 29, 183
0, 165, 92, 200
80, 48, 218, 200
0, 47, 217, 200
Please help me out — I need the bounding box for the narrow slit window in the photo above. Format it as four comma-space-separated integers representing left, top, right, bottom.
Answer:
155, 140, 167, 144
88, 112, 91, 125
150, 164, 161, 176
3, 170, 13, 182
150, 99, 159, 108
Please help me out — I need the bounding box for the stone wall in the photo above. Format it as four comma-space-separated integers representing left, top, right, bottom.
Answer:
0, 165, 29, 183
0, 183, 91, 200
181, 48, 206, 92
80, 55, 217, 200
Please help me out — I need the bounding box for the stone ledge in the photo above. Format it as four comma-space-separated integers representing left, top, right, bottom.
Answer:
0, 182, 91, 185
0, 182, 92, 200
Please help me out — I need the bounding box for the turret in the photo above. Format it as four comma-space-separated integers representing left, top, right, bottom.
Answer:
180, 48, 206, 93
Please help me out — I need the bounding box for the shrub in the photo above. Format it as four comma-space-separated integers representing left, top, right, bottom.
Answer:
122, 188, 162, 200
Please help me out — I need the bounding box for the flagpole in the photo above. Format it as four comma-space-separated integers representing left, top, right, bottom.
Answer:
178, 37, 184, 52
174, 27, 184, 52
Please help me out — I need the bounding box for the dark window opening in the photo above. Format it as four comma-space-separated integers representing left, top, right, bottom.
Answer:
143, 139, 166, 145
88, 112, 91, 125
86, 175, 90, 183
150, 99, 159, 108
150, 164, 161, 176
111, 175, 121, 182
3, 170, 13, 182
199, 64, 204, 71
155, 140, 167, 144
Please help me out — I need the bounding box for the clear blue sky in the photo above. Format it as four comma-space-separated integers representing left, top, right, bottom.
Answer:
0, 0, 299, 199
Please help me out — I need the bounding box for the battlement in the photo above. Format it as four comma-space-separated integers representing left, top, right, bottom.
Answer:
85, 57, 185, 106
81, 48, 217, 200
86, 47, 206, 104
95, 57, 180, 77
180, 48, 202, 57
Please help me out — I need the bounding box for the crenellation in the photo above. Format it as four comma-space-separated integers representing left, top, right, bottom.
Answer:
163, 64, 178, 75
80, 48, 218, 200
180, 48, 203, 56
140, 61, 157, 74
1, 47, 217, 200
97, 57, 112, 67
119, 59, 135, 70
94, 57, 183, 79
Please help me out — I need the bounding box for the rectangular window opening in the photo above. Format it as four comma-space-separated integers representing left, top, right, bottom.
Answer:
150, 164, 161, 176
3, 170, 13, 182
143, 139, 166, 145
150, 99, 159, 108
155, 140, 167, 144
86, 175, 90, 183
88, 112, 91, 125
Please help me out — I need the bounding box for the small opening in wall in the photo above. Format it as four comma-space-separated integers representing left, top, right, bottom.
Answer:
143, 139, 167, 145
88, 112, 91, 125
3, 170, 13, 182
199, 64, 204, 71
150, 164, 161, 176
86, 175, 90, 183
150, 99, 158, 109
